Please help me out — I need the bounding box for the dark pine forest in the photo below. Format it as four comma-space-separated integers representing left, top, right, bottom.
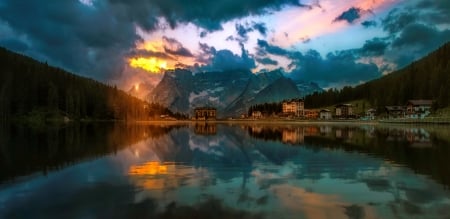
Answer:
0, 47, 182, 122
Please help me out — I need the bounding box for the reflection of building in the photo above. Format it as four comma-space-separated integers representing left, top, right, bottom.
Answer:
406, 100, 433, 119
282, 99, 304, 117
282, 128, 305, 144
335, 104, 353, 118
304, 109, 319, 119
335, 128, 353, 139
194, 107, 216, 120
194, 122, 217, 135
385, 106, 406, 118
319, 109, 332, 120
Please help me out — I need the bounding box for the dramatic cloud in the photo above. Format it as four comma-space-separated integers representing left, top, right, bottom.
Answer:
382, 9, 416, 34
108, 0, 308, 32
288, 50, 380, 87
256, 57, 278, 66
162, 36, 193, 57
379, 3, 450, 68
0, 0, 447, 89
360, 38, 389, 56
196, 43, 256, 71
255, 40, 381, 87
361, 20, 377, 28
0, 0, 140, 80
252, 22, 268, 36
334, 7, 363, 23
257, 39, 290, 56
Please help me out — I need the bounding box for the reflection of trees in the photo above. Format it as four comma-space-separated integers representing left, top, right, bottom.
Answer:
243, 124, 450, 188
0, 123, 185, 182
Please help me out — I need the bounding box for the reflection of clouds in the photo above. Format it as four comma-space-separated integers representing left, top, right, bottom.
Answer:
188, 135, 225, 156
270, 184, 378, 219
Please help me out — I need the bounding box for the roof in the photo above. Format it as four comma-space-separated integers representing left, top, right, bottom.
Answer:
407, 99, 433, 106
385, 106, 405, 111
282, 98, 304, 103
320, 109, 331, 112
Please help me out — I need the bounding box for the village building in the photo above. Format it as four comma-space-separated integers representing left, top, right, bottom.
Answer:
335, 104, 353, 118
406, 100, 433, 118
304, 109, 319, 119
366, 108, 377, 120
319, 109, 332, 120
385, 106, 406, 119
282, 98, 304, 117
194, 107, 217, 120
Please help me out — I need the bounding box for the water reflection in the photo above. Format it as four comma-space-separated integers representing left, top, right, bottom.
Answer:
1, 123, 450, 219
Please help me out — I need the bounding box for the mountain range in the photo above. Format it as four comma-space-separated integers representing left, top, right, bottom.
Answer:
145, 69, 322, 117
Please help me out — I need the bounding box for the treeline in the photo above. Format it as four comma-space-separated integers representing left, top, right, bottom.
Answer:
0, 47, 185, 121
248, 102, 282, 116
305, 41, 450, 110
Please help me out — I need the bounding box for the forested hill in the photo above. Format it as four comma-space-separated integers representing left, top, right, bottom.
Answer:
305, 41, 450, 110
0, 47, 177, 121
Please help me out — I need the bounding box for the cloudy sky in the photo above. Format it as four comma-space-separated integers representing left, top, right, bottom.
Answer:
0, 0, 449, 89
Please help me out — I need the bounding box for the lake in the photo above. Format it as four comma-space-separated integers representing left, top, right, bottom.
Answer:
1, 122, 450, 219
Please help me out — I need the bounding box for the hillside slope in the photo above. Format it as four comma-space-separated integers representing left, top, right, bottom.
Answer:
305, 41, 450, 110
0, 47, 174, 121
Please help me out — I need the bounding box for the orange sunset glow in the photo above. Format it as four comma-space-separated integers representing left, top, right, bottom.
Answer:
129, 57, 168, 73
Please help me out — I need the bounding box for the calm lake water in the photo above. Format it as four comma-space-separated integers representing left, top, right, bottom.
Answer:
1, 122, 450, 219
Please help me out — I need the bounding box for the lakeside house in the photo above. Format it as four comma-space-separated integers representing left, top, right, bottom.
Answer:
406, 99, 433, 118
194, 107, 217, 120
385, 106, 406, 118
282, 98, 304, 117
319, 109, 332, 120
304, 109, 319, 119
335, 104, 353, 118
366, 108, 377, 120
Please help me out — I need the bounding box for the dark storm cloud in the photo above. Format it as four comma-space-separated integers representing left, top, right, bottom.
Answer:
0, 0, 140, 80
256, 57, 278, 65
256, 40, 380, 87
232, 22, 268, 43
109, 0, 310, 32
162, 36, 193, 57
382, 9, 416, 34
257, 39, 290, 56
415, 0, 450, 24
127, 49, 174, 60
0, 0, 308, 81
252, 22, 268, 36
334, 7, 362, 23
380, 3, 450, 68
195, 43, 255, 71
288, 49, 380, 87
361, 20, 377, 28
360, 38, 388, 56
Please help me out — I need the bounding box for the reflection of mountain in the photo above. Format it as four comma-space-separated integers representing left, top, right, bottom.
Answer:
0, 123, 185, 182
147, 69, 322, 117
